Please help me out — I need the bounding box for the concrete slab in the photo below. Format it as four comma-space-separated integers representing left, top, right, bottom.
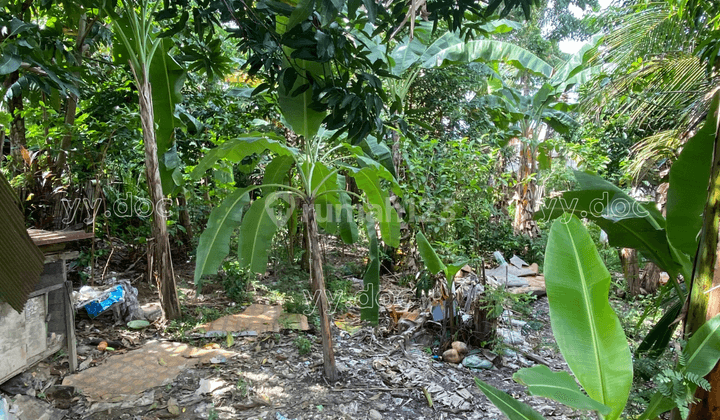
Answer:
200, 304, 309, 333
61, 341, 233, 400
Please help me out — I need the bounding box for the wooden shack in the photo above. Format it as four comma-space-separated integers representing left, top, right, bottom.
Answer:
0, 229, 92, 384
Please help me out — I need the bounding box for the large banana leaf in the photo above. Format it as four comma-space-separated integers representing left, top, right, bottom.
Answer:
194, 187, 251, 286
421, 39, 553, 78
346, 166, 400, 248
513, 365, 610, 415
637, 314, 720, 419
666, 93, 719, 257
337, 175, 358, 244
635, 299, 682, 359
416, 231, 445, 275
150, 39, 186, 195
544, 215, 633, 420
190, 134, 294, 179
262, 155, 295, 194
549, 34, 601, 88
389, 35, 427, 76
358, 135, 396, 177
683, 313, 720, 377
637, 392, 678, 420
475, 378, 546, 420
238, 196, 281, 274
311, 162, 342, 235
360, 220, 380, 324
536, 171, 690, 281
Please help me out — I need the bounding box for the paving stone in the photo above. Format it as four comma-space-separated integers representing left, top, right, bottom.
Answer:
61, 340, 233, 400
199, 304, 309, 333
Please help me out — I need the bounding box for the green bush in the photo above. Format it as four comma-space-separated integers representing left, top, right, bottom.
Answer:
221, 261, 252, 303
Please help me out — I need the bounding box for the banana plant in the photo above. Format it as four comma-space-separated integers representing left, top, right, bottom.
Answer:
415, 231, 465, 333
535, 94, 720, 359
193, 128, 401, 380
476, 214, 720, 420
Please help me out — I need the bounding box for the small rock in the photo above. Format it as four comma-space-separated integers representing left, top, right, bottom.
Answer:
368, 408, 382, 420
376, 403, 387, 411
507, 362, 520, 370
451, 341, 468, 355
442, 349, 464, 364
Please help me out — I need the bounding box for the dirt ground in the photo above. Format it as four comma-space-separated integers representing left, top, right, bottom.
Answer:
0, 256, 642, 420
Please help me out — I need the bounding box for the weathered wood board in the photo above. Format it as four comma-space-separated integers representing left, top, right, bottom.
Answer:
0, 296, 49, 383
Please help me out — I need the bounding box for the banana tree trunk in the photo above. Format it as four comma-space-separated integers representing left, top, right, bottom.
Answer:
4, 71, 25, 175
137, 76, 181, 321
619, 248, 641, 297
302, 200, 338, 381
686, 110, 720, 420
513, 140, 538, 237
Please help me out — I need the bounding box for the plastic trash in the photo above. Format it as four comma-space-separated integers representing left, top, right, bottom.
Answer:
493, 251, 506, 266
462, 355, 494, 370
275, 413, 298, 420
74, 280, 143, 321
0, 396, 8, 420
83, 285, 125, 317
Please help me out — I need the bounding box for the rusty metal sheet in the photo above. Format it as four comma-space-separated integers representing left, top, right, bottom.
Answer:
0, 173, 44, 313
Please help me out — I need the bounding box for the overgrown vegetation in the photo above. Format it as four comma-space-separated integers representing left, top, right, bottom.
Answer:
3, 0, 720, 416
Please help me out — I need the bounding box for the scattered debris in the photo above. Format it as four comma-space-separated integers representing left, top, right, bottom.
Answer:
462, 355, 494, 370
126, 320, 149, 330
8, 394, 67, 420
73, 281, 143, 322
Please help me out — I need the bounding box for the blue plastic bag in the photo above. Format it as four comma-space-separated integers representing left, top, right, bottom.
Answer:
84, 285, 125, 317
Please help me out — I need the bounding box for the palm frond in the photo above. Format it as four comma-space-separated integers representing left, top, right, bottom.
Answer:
626, 129, 682, 180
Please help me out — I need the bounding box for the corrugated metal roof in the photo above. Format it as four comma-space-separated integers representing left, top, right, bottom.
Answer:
0, 172, 44, 313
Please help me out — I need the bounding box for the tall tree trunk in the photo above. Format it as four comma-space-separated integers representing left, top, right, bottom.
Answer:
686, 107, 720, 420
382, 128, 405, 273
302, 200, 338, 381
137, 76, 181, 320
619, 248, 641, 297
4, 71, 25, 175
640, 262, 661, 295
56, 13, 88, 178
513, 140, 539, 236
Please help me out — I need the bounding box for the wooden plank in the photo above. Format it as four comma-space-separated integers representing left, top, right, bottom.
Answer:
24, 296, 47, 361
27, 229, 93, 247
0, 301, 27, 383
28, 283, 65, 298
43, 251, 79, 264
64, 281, 77, 372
